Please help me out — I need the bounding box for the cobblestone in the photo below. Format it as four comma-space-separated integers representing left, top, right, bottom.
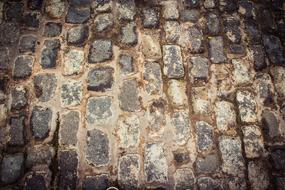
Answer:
1, 1, 284, 189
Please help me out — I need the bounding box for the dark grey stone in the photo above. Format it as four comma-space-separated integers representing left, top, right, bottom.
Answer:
86, 129, 109, 166
209, 36, 226, 63
197, 177, 221, 190
270, 149, 285, 171
119, 54, 134, 74
223, 17, 241, 44
28, 0, 44, 10
119, 79, 141, 112
229, 44, 245, 55
244, 20, 261, 44
173, 149, 190, 165
142, 8, 159, 28
262, 110, 280, 139
0, 23, 20, 45
40, 39, 60, 69
196, 154, 220, 173
252, 45, 266, 71
13, 55, 34, 79
239, 0, 255, 18
30, 106, 52, 139
118, 155, 140, 189
263, 35, 284, 65
19, 35, 37, 53
163, 45, 184, 78
60, 111, 80, 146
24, 172, 49, 190
23, 12, 41, 28
190, 57, 209, 82
26, 145, 54, 168
67, 25, 89, 46
174, 169, 195, 190
5, 2, 23, 22
69, 0, 91, 6
94, 13, 113, 32
83, 174, 110, 190
184, 0, 200, 7
66, 6, 90, 24
33, 73, 57, 102
219, 0, 238, 13
11, 86, 28, 110
58, 150, 78, 190
258, 9, 277, 32
8, 116, 25, 146
180, 9, 200, 22
88, 39, 113, 63
120, 22, 137, 46
1, 153, 24, 184
87, 67, 114, 92
0, 48, 9, 70
144, 62, 162, 95
43, 22, 62, 37
196, 121, 214, 152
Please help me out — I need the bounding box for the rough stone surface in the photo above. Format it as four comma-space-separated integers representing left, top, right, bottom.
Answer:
248, 161, 270, 190
33, 73, 57, 102
13, 55, 34, 79
45, 0, 65, 19
19, 35, 37, 53
1, 153, 24, 184
88, 39, 113, 63
190, 57, 209, 82
144, 62, 162, 95
167, 80, 187, 109
8, 116, 25, 146
60, 111, 80, 147
270, 66, 285, 98
141, 34, 162, 60
63, 49, 84, 75
209, 36, 226, 63
86, 96, 113, 125
86, 129, 109, 166
215, 101, 236, 132
119, 79, 141, 112
66, 6, 90, 24
44, 22, 62, 37
83, 174, 110, 190
142, 8, 159, 28
116, 0, 136, 21
162, 1, 179, 20
119, 54, 134, 74
242, 125, 264, 158
196, 153, 220, 173
263, 35, 284, 65
61, 80, 83, 106
196, 121, 214, 153
67, 25, 89, 46
26, 145, 55, 168
163, 45, 184, 79
94, 13, 113, 32
40, 39, 60, 69
236, 90, 257, 123
10, 86, 28, 110
120, 22, 137, 46
174, 168, 195, 190
144, 143, 168, 183
270, 149, 285, 171
171, 110, 190, 145
87, 67, 114, 92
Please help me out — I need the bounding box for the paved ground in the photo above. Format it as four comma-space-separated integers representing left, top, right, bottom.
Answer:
0, 0, 285, 189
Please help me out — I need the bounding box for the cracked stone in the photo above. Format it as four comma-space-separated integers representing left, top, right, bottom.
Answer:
19, 35, 37, 53
144, 62, 162, 95
142, 8, 159, 28
248, 161, 270, 190
209, 36, 226, 63
270, 66, 285, 98
34, 73, 57, 102
121, 22, 137, 46
94, 13, 113, 32
0, 22, 20, 46
116, 0, 136, 21
44, 22, 62, 37
118, 154, 140, 189
197, 177, 220, 190
196, 121, 214, 153
206, 13, 220, 35
262, 110, 284, 139
144, 143, 168, 183
224, 17, 241, 44
26, 145, 55, 168
147, 99, 166, 134
66, 6, 90, 24
196, 153, 220, 173
87, 67, 114, 92
215, 101, 236, 132
163, 45, 184, 78
239, 0, 256, 18
11, 86, 28, 110
119, 54, 134, 74
86, 129, 109, 166
67, 25, 89, 46
8, 116, 25, 146
192, 87, 211, 115
263, 35, 284, 65
251, 45, 266, 71
180, 9, 200, 22
173, 149, 190, 165
40, 39, 60, 69
24, 170, 51, 190
0, 48, 9, 70
45, 0, 65, 19
167, 80, 187, 109
63, 49, 84, 75
241, 125, 264, 158
270, 149, 285, 171
1, 153, 24, 185
28, 0, 44, 10
13, 55, 34, 79
219, 136, 245, 175
58, 150, 78, 190
141, 33, 162, 60
61, 80, 83, 106
88, 39, 113, 63
30, 106, 53, 140
86, 96, 113, 125
83, 174, 110, 190
60, 111, 80, 147
174, 168, 195, 190
236, 90, 257, 123
171, 110, 190, 145
119, 79, 141, 112
162, 1, 179, 20
116, 114, 140, 149
190, 56, 209, 82
232, 58, 253, 86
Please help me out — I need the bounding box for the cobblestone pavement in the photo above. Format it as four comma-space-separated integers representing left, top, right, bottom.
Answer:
0, 0, 285, 189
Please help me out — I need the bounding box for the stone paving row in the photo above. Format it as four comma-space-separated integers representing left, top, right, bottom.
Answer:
0, 0, 285, 189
